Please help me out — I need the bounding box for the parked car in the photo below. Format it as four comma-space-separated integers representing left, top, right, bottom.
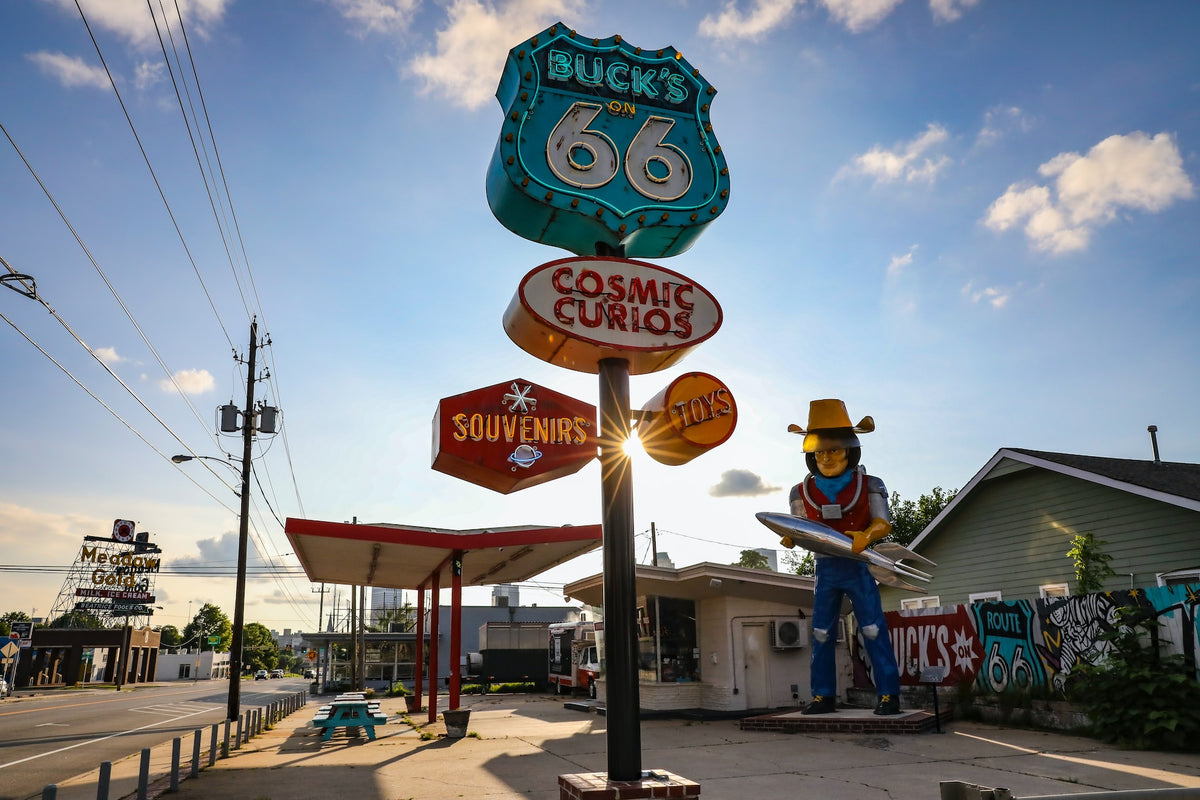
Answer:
254, 669, 268, 680
0, 676, 9, 697
270, 669, 284, 679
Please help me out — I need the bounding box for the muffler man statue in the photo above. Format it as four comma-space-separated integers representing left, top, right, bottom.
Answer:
786, 399, 901, 715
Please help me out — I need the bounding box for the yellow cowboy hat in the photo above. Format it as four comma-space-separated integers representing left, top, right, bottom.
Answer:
787, 398, 875, 452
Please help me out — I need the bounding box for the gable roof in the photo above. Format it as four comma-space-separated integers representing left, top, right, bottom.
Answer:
909, 447, 1200, 552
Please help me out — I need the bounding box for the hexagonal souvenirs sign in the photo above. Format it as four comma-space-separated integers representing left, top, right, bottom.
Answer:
432, 379, 597, 494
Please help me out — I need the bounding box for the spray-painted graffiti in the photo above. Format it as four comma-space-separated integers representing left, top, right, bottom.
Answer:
1034, 593, 1124, 692
870, 583, 1200, 697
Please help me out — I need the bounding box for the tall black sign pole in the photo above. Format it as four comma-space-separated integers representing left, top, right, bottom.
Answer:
227, 319, 257, 722
598, 357, 641, 780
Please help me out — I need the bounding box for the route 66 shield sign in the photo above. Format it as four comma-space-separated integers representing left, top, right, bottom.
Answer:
486, 22, 730, 259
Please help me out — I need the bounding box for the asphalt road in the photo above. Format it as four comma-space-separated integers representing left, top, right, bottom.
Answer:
0, 678, 308, 800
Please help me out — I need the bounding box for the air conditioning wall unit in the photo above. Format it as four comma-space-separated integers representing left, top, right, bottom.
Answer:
770, 618, 808, 650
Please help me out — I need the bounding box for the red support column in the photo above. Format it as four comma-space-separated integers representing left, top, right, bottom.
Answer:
414, 582, 426, 710
427, 570, 440, 724
449, 550, 463, 710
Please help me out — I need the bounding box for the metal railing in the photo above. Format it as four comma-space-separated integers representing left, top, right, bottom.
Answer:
39, 689, 308, 800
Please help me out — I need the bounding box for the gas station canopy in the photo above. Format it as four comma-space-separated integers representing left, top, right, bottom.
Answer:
284, 518, 602, 590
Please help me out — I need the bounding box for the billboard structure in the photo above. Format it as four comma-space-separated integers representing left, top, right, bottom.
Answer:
46, 519, 163, 628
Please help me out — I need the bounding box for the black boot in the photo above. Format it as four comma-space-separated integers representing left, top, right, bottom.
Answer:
802, 695, 836, 715
874, 694, 900, 715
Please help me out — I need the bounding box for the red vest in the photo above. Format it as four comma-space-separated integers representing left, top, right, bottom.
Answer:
797, 468, 871, 534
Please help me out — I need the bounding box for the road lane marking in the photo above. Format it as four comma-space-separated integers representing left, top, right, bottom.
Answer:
128, 702, 222, 717
0, 685, 226, 717
0, 703, 216, 770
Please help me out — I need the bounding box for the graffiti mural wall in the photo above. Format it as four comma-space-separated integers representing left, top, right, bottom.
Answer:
869, 584, 1200, 697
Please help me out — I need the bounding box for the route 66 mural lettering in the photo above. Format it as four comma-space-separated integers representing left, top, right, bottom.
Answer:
881, 584, 1200, 695
486, 22, 730, 259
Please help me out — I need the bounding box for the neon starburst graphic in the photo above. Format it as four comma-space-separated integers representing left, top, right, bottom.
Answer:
502, 382, 537, 414
952, 627, 979, 673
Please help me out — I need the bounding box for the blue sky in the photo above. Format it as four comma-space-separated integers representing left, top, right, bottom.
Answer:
1, 0, 1197, 635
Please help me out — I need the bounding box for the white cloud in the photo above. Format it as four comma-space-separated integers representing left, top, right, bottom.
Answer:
699, 0, 802, 41
134, 60, 166, 91
92, 346, 125, 365
984, 131, 1195, 254
27, 52, 110, 90
977, 105, 1032, 147
887, 245, 918, 279
839, 123, 952, 184
159, 368, 215, 394
407, 0, 587, 111
929, 0, 980, 23
821, 0, 904, 32
330, 0, 421, 35
43, 0, 232, 49
708, 469, 781, 498
962, 280, 1012, 309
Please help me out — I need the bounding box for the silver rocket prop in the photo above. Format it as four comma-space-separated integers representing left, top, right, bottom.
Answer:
755, 511, 936, 592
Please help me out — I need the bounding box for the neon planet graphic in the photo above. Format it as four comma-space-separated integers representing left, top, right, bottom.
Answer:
508, 444, 543, 470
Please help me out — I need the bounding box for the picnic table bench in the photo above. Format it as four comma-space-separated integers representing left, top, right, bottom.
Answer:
311, 694, 388, 741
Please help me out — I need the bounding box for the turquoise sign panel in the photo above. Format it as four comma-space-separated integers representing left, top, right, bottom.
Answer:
486, 22, 730, 259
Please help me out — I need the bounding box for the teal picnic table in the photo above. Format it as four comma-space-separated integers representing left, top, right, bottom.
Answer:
311, 693, 388, 741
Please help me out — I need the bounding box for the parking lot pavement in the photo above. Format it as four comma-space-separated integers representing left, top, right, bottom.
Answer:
43, 693, 1200, 800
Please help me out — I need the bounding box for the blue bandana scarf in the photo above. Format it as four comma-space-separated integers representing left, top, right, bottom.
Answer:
812, 469, 854, 502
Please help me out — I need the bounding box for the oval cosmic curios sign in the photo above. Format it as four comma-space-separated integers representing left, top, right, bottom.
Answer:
636, 372, 736, 466
503, 256, 722, 375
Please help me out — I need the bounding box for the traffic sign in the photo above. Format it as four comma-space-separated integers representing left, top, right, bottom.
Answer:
307, 649, 317, 662
1, 641, 18, 658
207, 635, 220, 646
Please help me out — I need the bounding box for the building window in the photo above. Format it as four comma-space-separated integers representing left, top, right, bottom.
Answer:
1158, 569, 1200, 588
899, 596, 940, 610
636, 596, 699, 683
1040, 583, 1070, 599
968, 591, 1002, 604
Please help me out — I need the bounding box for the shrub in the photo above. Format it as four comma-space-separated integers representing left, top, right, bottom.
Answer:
1065, 607, 1200, 751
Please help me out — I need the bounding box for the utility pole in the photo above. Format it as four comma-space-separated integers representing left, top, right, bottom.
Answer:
227, 319, 258, 722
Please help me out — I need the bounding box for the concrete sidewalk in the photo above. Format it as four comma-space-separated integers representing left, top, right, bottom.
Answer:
48, 693, 1200, 800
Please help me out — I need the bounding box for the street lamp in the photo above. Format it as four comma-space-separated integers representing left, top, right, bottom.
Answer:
175, 446, 251, 721
170, 321, 263, 724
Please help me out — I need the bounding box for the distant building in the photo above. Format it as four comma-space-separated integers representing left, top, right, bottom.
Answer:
492, 584, 519, 607
370, 587, 408, 626
155, 650, 231, 681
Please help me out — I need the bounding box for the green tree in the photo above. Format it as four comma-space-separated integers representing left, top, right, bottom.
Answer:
734, 549, 771, 570
783, 549, 815, 577
1068, 532, 1116, 594
887, 486, 958, 546
158, 625, 183, 650
182, 603, 232, 651
241, 622, 279, 673
49, 609, 105, 629
0, 611, 32, 637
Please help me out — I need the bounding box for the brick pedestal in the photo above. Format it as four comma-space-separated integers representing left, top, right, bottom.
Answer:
559, 770, 700, 800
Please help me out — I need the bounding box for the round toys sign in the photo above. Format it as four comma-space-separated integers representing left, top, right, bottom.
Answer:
637, 372, 737, 465
503, 256, 722, 375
